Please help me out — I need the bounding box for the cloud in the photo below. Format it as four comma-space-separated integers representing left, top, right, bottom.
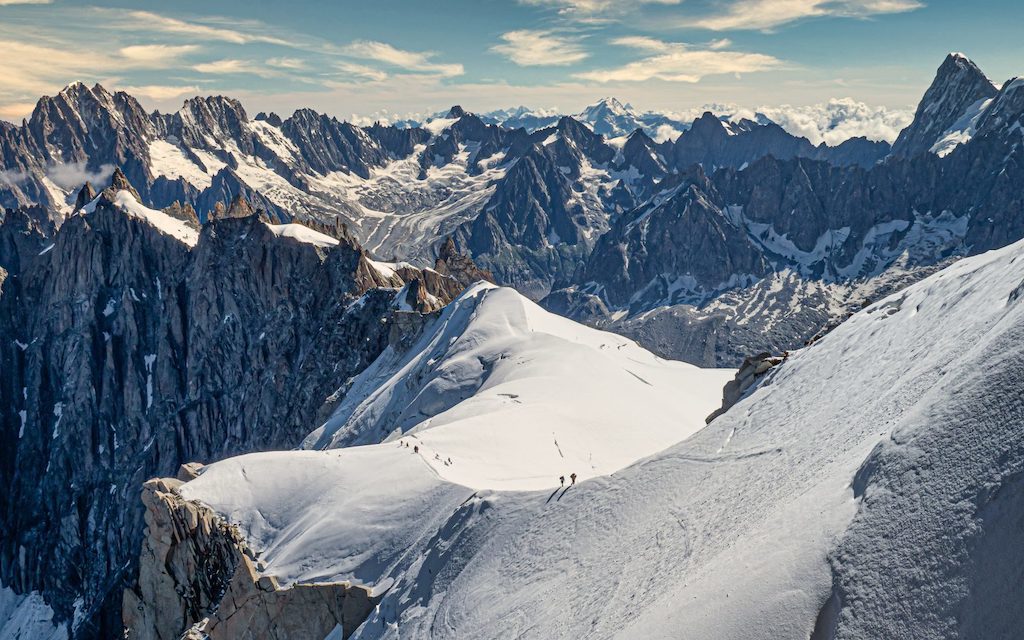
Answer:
0, 101, 35, 121
0, 41, 120, 96
267, 57, 308, 70
118, 44, 200, 66
752, 97, 913, 144
341, 40, 464, 77
112, 10, 291, 45
0, 0, 52, 4
685, 0, 924, 31
492, 30, 588, 66
0, 167, 30, 187
332, 61, 388, 83
520, 0, 680, 15
578, 38, 783, 83
608, 36, 670, 52
193, 59, 278, 78
45, 161, 115, 190
121, 85, 200, 101
0, 38, 203, 101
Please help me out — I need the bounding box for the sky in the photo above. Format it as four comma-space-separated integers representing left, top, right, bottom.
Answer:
0, 0, 1022, 124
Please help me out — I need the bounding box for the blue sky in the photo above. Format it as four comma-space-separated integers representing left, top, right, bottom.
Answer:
0, 0, 1021, 122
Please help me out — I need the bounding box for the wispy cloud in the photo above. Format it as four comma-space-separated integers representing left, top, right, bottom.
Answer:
0, 101, 35, 121
685, 0, 924, 31
577, 37, 783, 82
118, 44, 201, 66
333, 61, 389, 83
341, 40, 463, 77
109, 9, 291, 45
121, 85, 200, 101
193, 59, 280, 78
0, 41, 126, 95
0, 0, 52, 5
267, 57, 308, 71
492, 30, 588, 66
46, 161, 115, 190
520, 0, 680, 16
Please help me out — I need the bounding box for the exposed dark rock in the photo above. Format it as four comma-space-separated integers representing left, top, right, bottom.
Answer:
0, 199, 460, 639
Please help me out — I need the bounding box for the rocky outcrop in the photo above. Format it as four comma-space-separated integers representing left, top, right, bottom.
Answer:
433, 236, 494, 288
706, 352, 785, 423
125, 475, 376, 640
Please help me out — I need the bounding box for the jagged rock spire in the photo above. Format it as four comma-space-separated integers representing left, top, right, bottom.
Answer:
102, 167, 142, 201
74, 182, 96, 212
434, 236, 494, 287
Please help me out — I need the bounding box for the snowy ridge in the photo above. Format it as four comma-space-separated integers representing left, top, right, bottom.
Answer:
180, 282, 730, 597
181, 236, 1024, 639
263, 222, 339, 247
0, 587, 66, 640
302, 282, 732, 489
82, 190, 199, 246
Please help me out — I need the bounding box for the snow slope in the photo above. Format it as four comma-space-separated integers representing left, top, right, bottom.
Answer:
302, 282, 732, 490
179, 282, 730, 590
0, 587, 67, 640
179, 239, 1024, 639
82, 190, 199, 247
263, 222, 339, 247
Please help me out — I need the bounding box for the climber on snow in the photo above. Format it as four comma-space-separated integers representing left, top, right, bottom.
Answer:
559, 475, 565, 487
570, 473, 577, 485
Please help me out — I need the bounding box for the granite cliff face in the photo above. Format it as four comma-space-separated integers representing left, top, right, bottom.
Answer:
0, 181, 477, 638
125, 473, 377, 640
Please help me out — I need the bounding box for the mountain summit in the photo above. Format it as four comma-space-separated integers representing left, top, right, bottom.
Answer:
890, 52, 998, 158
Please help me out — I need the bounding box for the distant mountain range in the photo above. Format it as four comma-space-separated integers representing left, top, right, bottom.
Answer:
387, 95, 913, 146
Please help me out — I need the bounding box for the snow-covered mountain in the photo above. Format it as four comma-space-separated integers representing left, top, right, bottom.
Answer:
131, 233, 1024, 639
302, 282, 732, 489
125, 282, 732, 638
545, 52, 1024, 365
426, 97, 911, 147
891, 53, 998, 158
5, 51, 1024, 640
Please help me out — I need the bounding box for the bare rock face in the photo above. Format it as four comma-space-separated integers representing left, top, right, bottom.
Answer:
434, 236, 494, 288
0, 181, 461, 638
706, 352, 786, 423
124, 477, 376, 640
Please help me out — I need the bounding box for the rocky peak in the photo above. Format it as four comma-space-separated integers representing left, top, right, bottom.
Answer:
74, 181, 97, 211
555, 115, 593, 143
618, 128, 667, 181
446, 105, 468, 119
581, 97, 629, 118
687, 111, 729, 140
27, 83, 153, 169
974, 76, 1024, 140
254, 111, 283, 127
280, 109, 388, 179
434, 236, 494, 288
103, 166, 141, 201
890, 52, 998, 158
